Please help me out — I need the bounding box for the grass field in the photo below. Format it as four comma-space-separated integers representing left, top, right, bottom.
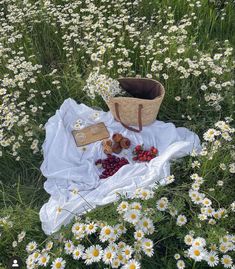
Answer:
0, 0, 235, 268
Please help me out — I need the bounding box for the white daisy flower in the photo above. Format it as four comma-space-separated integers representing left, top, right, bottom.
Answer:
26, 241, 37, 253
221, 255, 233, 268
134, 230, 144, 241
51, 257, 66, 269
141, 238, 154, 250
176, 215, 187, 226
219, 243, 229, 253
184, 234, 194, 245
38, 253, 50, 267
111, 258, 121, 268
166, 175, 175, 184
206, 251, 219, 267
130, 202, 142, 211
137, 217, 154, 234
123, 209, 140, 225
100, 225, 114, 242
118, 241, 127, 250
103, 247, 115, 264
84, 245, 103, 265
174, 253, 181, 260
46, 241, 53, 251
192, 237, 206, 247
32, 251, 40, 261
86, 222, 98, 234
116, 252, 126, 264
156, 197, 169, 211
117, 201, 129, 214
122, 245, 133, 259
139, 189, 154, 200
64, 240, 74, 254
177, 260, 185, 269
72, 245, 84, 260
72, 222, 83, 235
203, 129, 220, 142
203, 198, 212, 207
122, 259, 141, 269
188, 246, 205, 261
18, 231, 26, 242
143, 246, 154, 257
114, 224, 127, 235
198, 214, 207, 221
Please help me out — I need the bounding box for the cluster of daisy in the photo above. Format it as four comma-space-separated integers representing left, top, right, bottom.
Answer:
188, 171, 229, 224
82, 69, 123, 101
0, 0, 61, 159
181, 233, 235, 268
0, 215, 13, 229
42, 0, 234, 114
25, 188, 157, 268
12, 231, 26, 248
202, 120, 235, 167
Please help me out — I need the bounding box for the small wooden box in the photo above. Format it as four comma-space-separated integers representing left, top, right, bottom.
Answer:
72, 122, 110, 147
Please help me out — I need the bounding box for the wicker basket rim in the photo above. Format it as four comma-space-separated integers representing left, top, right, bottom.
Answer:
115, 77, 165, 102
107, 94, 164, 103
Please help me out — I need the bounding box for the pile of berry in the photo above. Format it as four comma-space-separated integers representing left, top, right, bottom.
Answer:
95, 154, 129, 179
132, 145, 158, 162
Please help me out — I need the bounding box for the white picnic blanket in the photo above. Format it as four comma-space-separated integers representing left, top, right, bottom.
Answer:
40, 98, 201, 235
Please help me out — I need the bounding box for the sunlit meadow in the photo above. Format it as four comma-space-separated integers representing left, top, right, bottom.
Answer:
0, 0, 235, 268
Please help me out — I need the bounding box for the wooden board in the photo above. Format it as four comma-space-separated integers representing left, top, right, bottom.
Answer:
72, 122, 110, 147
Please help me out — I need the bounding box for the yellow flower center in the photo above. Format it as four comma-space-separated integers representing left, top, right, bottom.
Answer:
129, 265, 136, 269
75, 226, 80, 231
209, 257, 215, 262
75, 251, 80, 256
195, 242, 200, 246
89, 224, 94, 229
223, 258, 230, 264
131, 214, 136, 219
145, 242, 151, 247
55, 262, 62, 268
118, 254, 123, 260
159, 203, 164, 208
125, 249, 130, 255
93, 249, 99, 257
105, 229, 111, 235
122, 204, 127, 209
34, 252, 39, 258
67, 243, 71, 248
137, 232, 142, 237
41, 257, 47, 263
106, 253, 112, 259
143, 221, 148, 227
194, 250, 201, 256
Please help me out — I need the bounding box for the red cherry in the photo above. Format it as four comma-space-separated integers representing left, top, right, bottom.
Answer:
152, 148, 158, 154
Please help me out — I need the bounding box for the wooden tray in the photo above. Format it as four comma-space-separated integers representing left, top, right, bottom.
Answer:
72, 122, 110, 146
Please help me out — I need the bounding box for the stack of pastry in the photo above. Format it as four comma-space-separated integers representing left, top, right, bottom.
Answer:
102, 133, 131, 155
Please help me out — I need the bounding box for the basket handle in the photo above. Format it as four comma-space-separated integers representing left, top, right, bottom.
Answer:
114, 103, 143, 132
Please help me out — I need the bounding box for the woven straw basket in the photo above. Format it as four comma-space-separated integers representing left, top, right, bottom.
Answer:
106, 78, 165, 132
